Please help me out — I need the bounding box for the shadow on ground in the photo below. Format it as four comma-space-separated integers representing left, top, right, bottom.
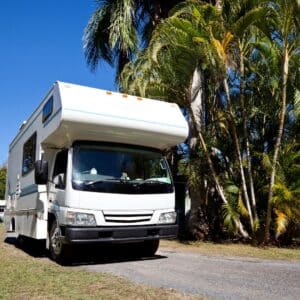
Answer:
4, 236, 166, 266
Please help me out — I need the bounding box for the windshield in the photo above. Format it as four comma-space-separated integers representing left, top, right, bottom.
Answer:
72, 143, 173, 194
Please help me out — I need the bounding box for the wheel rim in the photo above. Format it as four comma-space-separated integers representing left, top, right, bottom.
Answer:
51, 224, 62, 255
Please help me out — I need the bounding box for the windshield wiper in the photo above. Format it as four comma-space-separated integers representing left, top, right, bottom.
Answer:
75, 178, 170, 187
83, 178, 130, 186
140, 180, 170, 185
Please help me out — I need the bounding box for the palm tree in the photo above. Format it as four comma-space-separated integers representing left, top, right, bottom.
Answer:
150, 0, 268, 234
223, 0, 271, 229
121, 0, 299, 240
264, 0, 300, 243
84, 0, 300, 242
273, 144, 300, 239
121, 2, 252, 238
83, 0, 183, 79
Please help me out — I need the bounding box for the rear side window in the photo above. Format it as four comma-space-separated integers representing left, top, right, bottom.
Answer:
22, 132, 37, 176
42, 97, 53, 123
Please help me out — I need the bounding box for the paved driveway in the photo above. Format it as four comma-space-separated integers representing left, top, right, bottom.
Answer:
79, 247, 300, 299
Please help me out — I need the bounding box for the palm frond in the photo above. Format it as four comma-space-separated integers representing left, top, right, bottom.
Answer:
238, 192, 249, 218
222, 202, 240, 234
83, 4, 113, 70
274, 209, 289, 238
232, 6, 269, 38
261, 153, 272, 174
272, 183, 293, 204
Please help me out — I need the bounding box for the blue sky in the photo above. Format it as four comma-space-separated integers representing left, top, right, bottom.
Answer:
0, 0, 115, 164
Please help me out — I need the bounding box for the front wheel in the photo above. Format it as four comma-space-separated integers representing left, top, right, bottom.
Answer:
142, 240, 160, 257
49, 220, 70, 264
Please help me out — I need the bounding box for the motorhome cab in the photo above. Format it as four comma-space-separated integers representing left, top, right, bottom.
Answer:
4, 82, 188, 262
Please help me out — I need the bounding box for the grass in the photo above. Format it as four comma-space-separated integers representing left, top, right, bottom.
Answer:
0, 224, 199, 300
161, 239, 300, 261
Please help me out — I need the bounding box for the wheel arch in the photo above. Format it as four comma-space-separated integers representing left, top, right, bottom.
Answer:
11, 217, 15, 231
47, 212, 57, 232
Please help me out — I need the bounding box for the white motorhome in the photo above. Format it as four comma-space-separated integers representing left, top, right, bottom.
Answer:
4, 81, 188, 262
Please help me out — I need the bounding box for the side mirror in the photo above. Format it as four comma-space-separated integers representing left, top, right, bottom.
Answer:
34, 160, 48, 185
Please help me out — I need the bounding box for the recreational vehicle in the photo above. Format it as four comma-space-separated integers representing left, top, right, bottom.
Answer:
4, 81, 188, 262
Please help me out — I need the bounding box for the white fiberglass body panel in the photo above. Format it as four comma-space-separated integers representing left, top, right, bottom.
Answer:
63, 189, 175, 226
66, 189, 174, 212
43, 81, 188, 149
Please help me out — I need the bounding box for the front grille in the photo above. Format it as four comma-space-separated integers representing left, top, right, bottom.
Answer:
103, 212, 153, 223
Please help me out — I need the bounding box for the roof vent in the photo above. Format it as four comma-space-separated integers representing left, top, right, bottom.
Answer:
19, 120, 27, 131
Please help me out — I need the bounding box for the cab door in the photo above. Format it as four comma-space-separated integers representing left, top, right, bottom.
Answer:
49, 149, 68, 207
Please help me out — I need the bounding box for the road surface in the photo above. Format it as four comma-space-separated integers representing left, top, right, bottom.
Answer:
79, 246, 300, 299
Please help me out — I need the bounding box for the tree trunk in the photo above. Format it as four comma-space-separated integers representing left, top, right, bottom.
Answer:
186, 67, 210, 240
214, 0, 223, 12
223, 78, 254, 230
151, 0, 162, 26
239, 47, 258, 224
189, 66, 204, 149
264, 47, 289, 243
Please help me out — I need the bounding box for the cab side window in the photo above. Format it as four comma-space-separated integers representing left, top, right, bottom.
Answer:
53, 149, 68, 189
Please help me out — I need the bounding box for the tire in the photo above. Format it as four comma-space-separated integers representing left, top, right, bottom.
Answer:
142, 240, 160, 257
49, 220, 70, 264
16, 234, 27, 248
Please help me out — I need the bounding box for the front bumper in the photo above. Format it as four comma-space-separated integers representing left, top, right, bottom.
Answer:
61, 224, 178, 244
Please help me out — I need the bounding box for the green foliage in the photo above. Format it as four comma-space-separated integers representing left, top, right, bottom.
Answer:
83, 0, 138, 76
260, 141, 300, 238
0, 167, 6, 199
106, 0, 300, 242
84, 0, 184, 78
222, 202, 239, 234
222, 181, 250, 234
272, 143, 300, 238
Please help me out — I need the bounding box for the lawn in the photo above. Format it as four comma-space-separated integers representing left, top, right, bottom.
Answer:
161, 239, 300, 261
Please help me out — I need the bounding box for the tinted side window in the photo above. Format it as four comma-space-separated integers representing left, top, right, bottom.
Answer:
42, 97, 53, 123
22, 132, 37, 176
53, 150, 68, 189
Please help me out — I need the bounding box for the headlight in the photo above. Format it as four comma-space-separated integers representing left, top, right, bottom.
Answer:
158, 211, 177, 224
66, 211, 96, 226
